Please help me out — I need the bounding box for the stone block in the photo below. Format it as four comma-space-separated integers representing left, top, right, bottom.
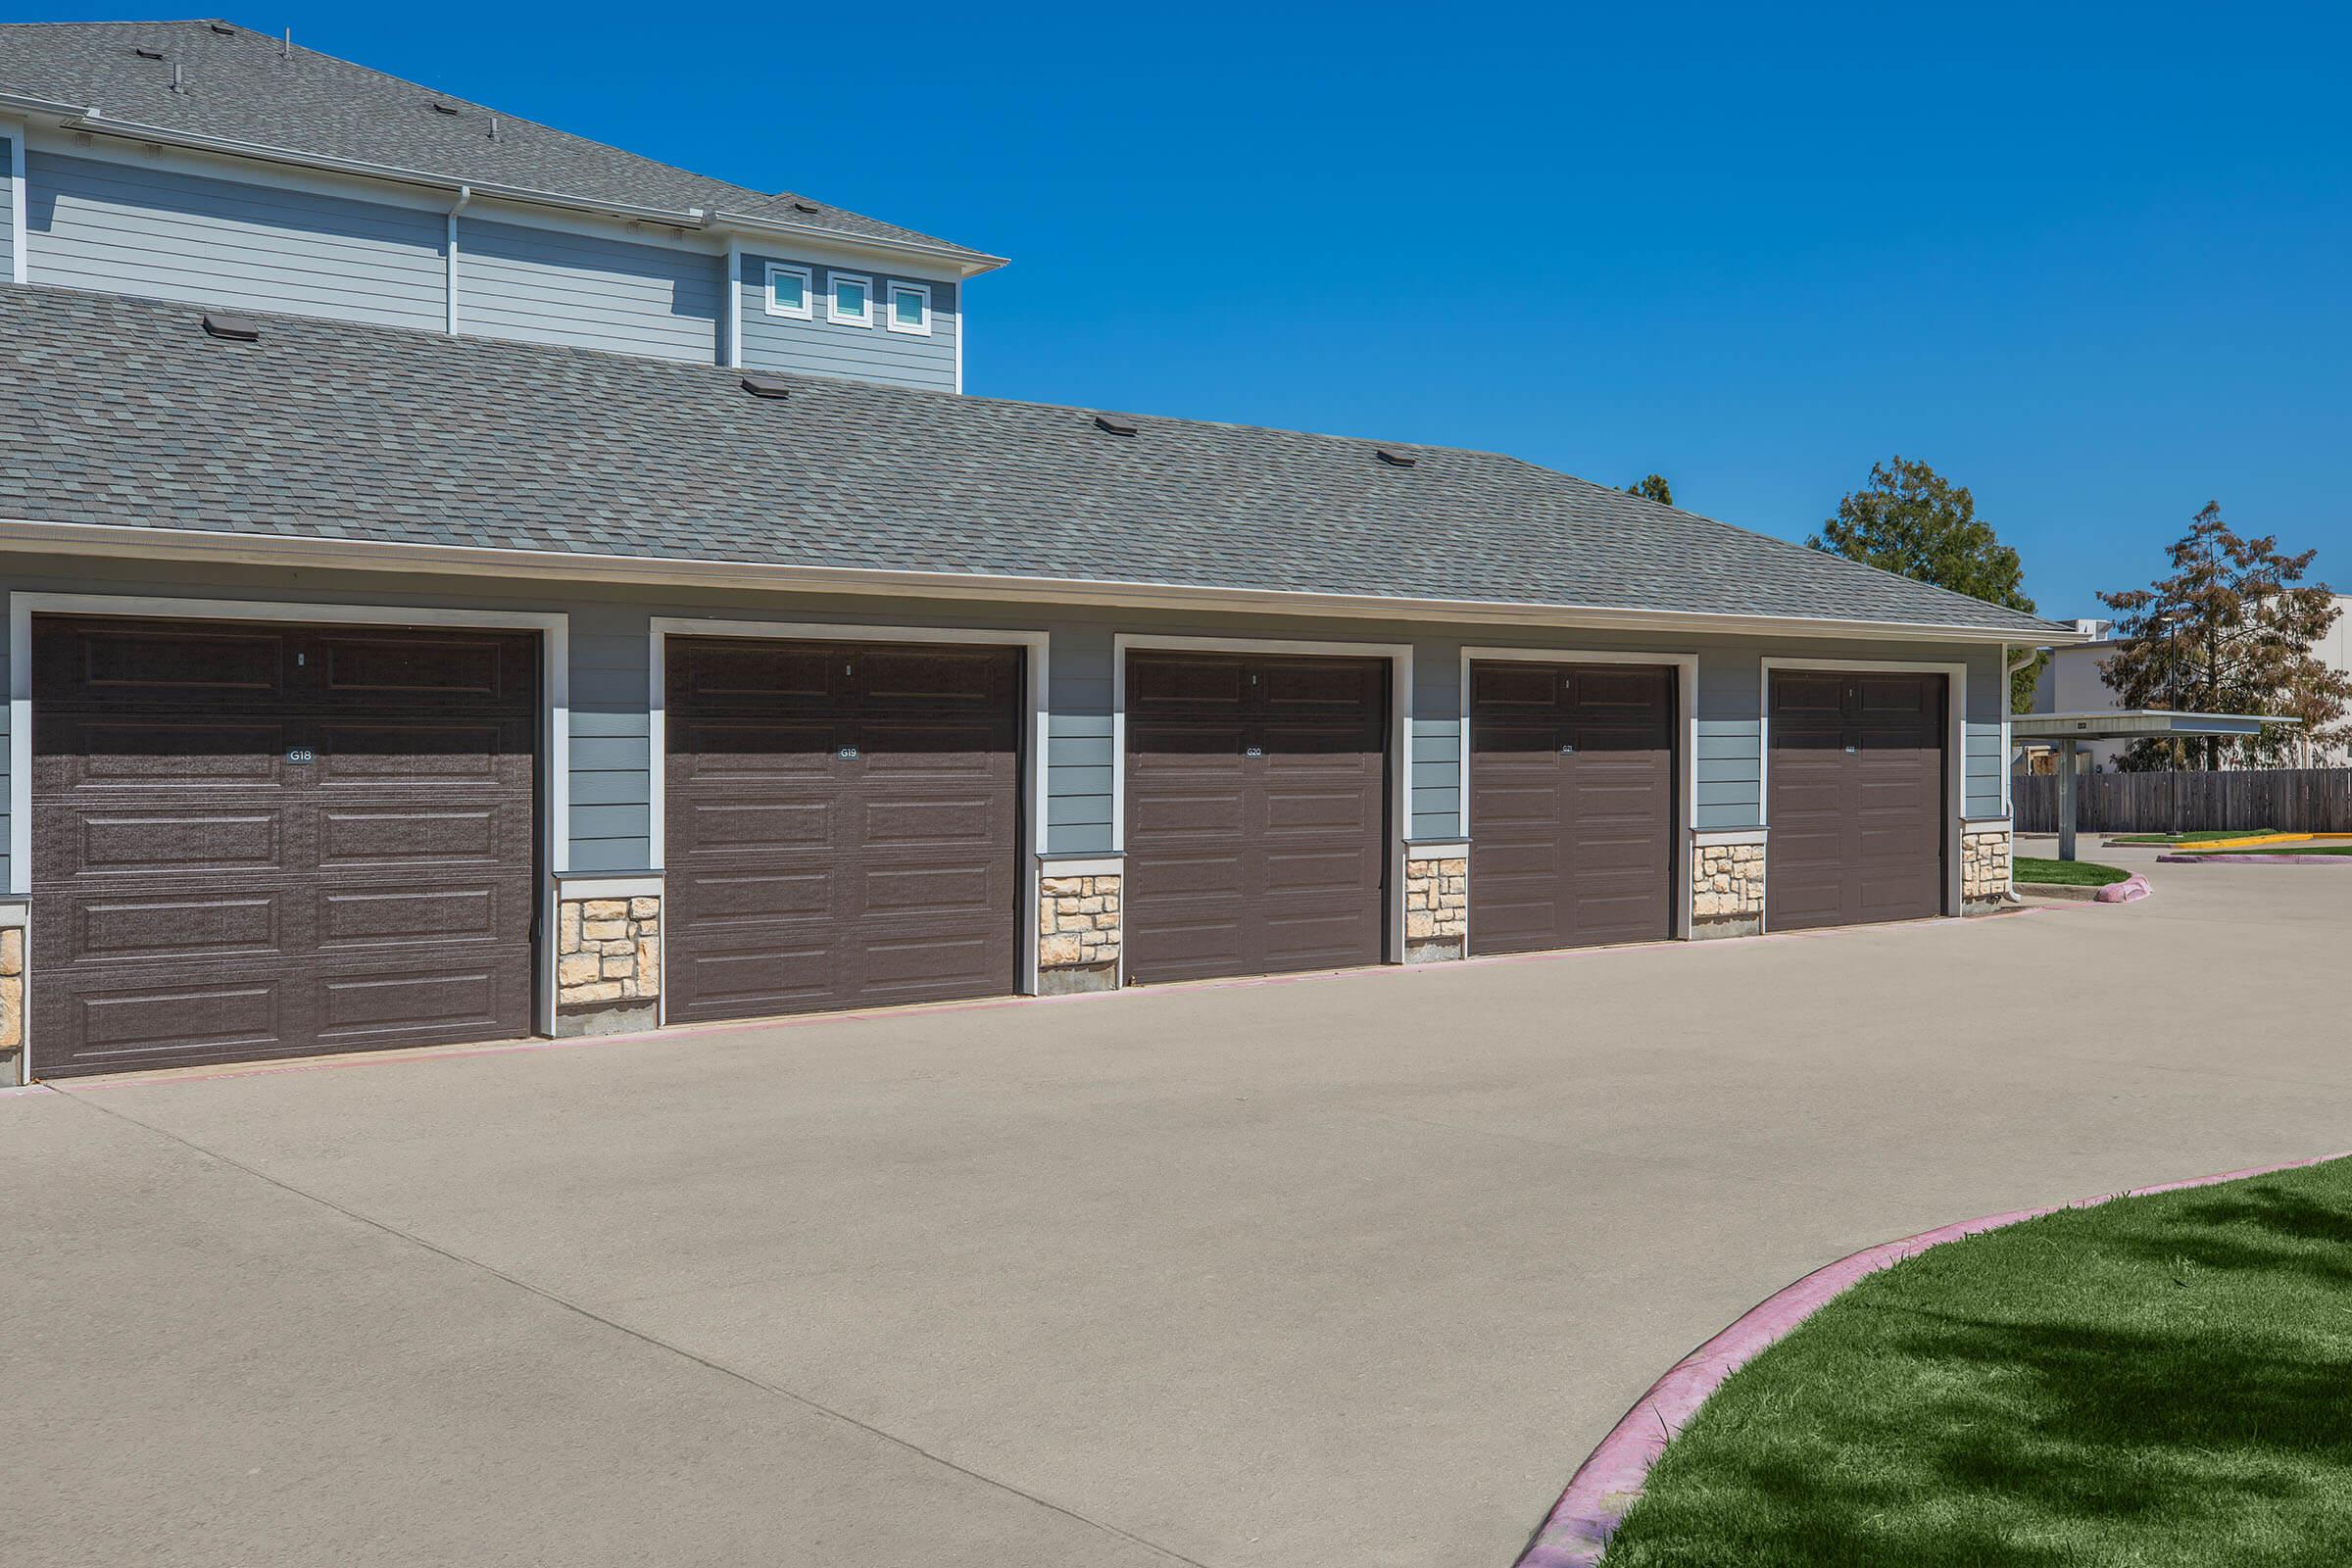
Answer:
559, 904, 581, 954
558, 954, 600, 988
0, 927, 20, 977
581, 899, 627, 921
601, 951, 636, 979
629, 897, 660, 920
582, 919, 628, 943
1040, 933, 1085, 966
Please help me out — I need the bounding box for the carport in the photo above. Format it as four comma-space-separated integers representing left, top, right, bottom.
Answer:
2014, 710, 2300, 858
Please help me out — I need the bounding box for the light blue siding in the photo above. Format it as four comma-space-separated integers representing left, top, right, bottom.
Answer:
1, 136, 15, 284
1964, 648, 2007, 817
458, 217, 720, 364
24, 150, 445, 328
1694, 651, 1765, 829
1046, 626, 1115, 854
737, 251, 958, 391
1408, 638, 1464, 839
568, 608, 656, 872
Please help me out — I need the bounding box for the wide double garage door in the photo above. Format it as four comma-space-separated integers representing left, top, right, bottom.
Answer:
31, 616, 539, 1077
1766, 670, 1947, 931
662, 637, 1023, 1023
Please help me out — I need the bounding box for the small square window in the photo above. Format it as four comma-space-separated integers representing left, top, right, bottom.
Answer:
829, 271, 872, 328
764, 263, 812, 319
886, 281, 932, 336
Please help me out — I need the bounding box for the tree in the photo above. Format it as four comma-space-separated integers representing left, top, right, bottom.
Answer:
1625, 474, 1674, 506
2097, 502, 2349, 769
1808, 457, 2044, 711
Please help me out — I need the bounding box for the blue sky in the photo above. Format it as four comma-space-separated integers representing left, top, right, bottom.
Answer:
27, 2, 2348, 617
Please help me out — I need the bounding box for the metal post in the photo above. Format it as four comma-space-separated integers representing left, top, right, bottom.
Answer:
2057, 740, 2079, 861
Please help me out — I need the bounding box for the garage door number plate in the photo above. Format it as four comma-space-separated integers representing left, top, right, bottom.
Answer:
285, 747, 316, 764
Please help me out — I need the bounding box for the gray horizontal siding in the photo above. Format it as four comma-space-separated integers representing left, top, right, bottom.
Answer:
1964, 649, 2007, 817
1408, 639, 1463, 839
1694, 651, 1765, 829
459, 217, 719, 364
737, 251, 957, 391
1047, 627, 1114, 854
24, 150, 444, 329
569, 608, 655, 873
1, 136, 15, 284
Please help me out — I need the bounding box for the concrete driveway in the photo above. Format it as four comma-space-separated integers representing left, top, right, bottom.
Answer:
6, 841, 2346, 1568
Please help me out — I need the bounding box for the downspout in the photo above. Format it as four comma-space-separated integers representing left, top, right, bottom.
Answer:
724, 236, 742, 369
445, 185, 471, 335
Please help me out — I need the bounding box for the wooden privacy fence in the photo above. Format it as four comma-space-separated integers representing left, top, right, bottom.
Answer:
2013, 768, 2352, 834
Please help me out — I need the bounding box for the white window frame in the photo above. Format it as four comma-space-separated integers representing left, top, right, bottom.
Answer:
885, 280, 933, 336
827, 270, 874, 328
763, 262, 813, 320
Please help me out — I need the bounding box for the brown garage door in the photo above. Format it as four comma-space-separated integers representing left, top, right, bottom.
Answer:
1767, 670, 1946, 931
1469, 662, 1677, 955
663, 637, 1022, 1023
31, 616, 539, 1077
1123, 651, 1388, 985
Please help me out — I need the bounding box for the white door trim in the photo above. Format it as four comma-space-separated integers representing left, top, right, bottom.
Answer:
1112, 632, 1414, 966
7, 592, 572, 1078
1758, 657, 1969, 922
647, 616, 1052, 1008
1458, 648, 1700, 942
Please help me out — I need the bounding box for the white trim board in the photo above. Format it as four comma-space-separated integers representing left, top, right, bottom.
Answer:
1757, 658, 1970, 925
1112, 632, 1415, 974
0, 518, 2074, 649
647, 616, 1052, 1009
554, 874, 664, 901
7, 592, 572, 1077
1458, 647, 1701, 943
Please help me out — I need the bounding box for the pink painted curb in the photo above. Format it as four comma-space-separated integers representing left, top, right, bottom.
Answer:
1512, 1150, 2350, 1568
2095, 871, 2152, 903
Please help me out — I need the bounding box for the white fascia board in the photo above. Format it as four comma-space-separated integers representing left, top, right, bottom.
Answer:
709, 209, 1006, 277
0, 519, 2069, 649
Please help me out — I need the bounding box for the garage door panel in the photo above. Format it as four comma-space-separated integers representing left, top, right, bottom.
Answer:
665, 637, 1020, 1022
45, 718, 288, 787
1767, 671, 1944, 932
46, 625, 286, 701
75, 893, 281, 961
32, 617, 540, 1077
1124, 652, 1388, 985
1469, 662, 1675, 956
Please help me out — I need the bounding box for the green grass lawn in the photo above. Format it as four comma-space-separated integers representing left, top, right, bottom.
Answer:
1600, 1157, 2352, 1567
2107, 829, 2271, 845
2014, 858, 2132, 886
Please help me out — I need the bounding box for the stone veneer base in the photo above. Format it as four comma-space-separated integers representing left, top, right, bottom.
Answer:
555, 999, 660, 1038
1038, 960, 1119, 997
1690, 914, 1764, 941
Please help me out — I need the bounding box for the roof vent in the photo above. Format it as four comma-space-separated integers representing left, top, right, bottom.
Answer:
1094, 415, 1138, 437
1375, 449, 1417, 467
134, 46, 167, 60
201, 311, 261, 342
429, 99, 463, 116
210, 23, 236, 35
740, 373, 791, 400
792, 200, 820, 214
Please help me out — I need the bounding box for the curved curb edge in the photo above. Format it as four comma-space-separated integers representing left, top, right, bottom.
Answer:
2094, 871, 2152, 902
1511, 1149, 2351, 1568
2157, 853, 2352, 866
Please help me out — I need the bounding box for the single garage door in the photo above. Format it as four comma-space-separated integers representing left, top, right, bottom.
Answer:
1767, 669, 1946, 931
31, 616, 539, 1077
1123, 651, 1389, 985
1468, 662, 1677, 955
663, 637, 1022, 1023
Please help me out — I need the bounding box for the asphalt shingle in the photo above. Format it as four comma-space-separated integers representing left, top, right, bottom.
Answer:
0, 284, 2065, 636
0, 19, 994, 260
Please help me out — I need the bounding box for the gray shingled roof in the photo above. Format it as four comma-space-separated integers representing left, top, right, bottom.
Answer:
0, 285, 2065, 636
0, 19, 995, 261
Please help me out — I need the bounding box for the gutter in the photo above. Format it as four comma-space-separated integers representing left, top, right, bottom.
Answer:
0, 95, 1004, 273
0, 517, 2082, 648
